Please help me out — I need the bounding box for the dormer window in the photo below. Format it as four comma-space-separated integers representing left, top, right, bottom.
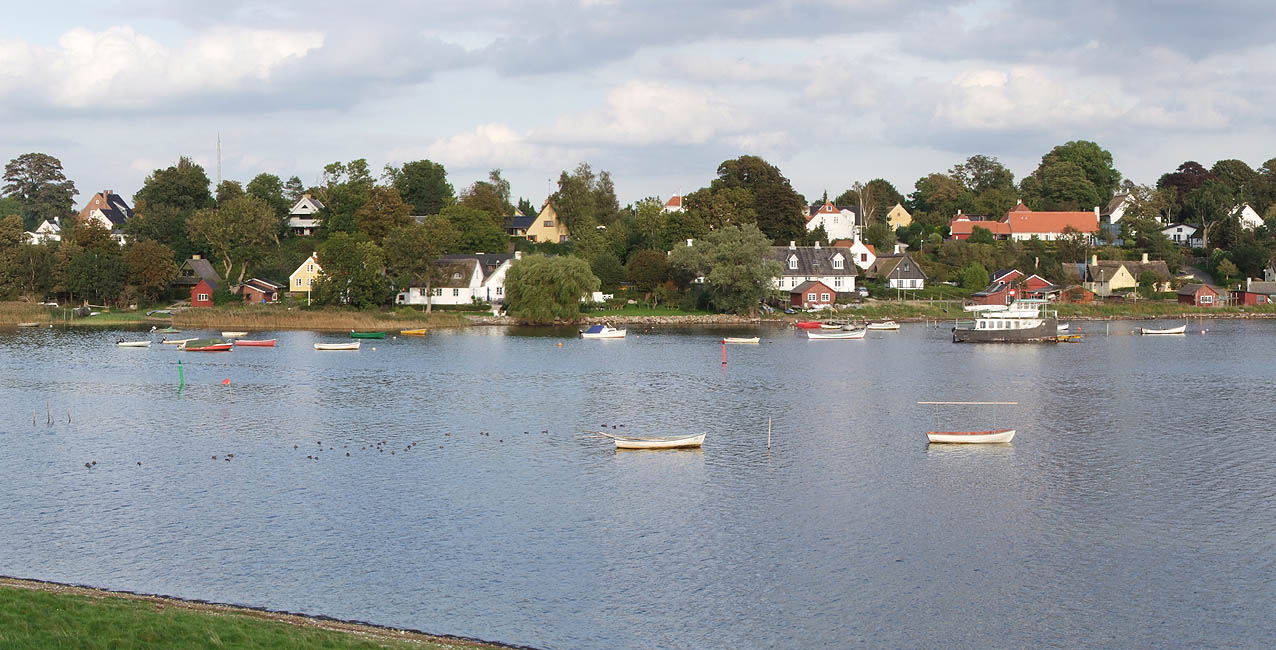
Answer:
832, 257, 843, 270
788, 255, 798, 270
452, 272, 462, 280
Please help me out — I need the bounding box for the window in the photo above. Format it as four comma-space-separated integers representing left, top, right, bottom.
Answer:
833, 258, 843, 270
1201, 294, 1213, 304
861, 253, 868, 262
308, 264, 314, 272
496, 287, 503, 295
559, 235, 569, 243
197, 293, 209, 301
544, 220, 554, 227
834, 278, 843, 288
807, 292, 816, 301
820, 292, 830, 302
453, 288, 460, 296
307, 278, 313, 286
433, 288, 442, 296
295, 278, 302, 287
903, 264, 911, 272
789, 256, 798, 270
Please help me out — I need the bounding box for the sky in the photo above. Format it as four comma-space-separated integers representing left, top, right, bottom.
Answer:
2, 0, 1274, 211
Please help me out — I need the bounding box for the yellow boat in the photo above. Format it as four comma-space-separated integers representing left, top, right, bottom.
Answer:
400, 328, 428, 336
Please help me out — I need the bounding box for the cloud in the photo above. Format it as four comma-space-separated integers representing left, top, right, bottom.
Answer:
420, 123, 580, 171
537, 81, 749, 146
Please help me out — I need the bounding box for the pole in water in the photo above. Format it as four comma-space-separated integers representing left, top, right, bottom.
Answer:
178, 359, 184, 389
767, 417, 772, 449
721, 341, 726, 365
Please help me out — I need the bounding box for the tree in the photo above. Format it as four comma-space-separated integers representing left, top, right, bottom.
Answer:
908, 173, 970, 223
1054, 226, 1090, 263
863, 222, 894, 250
440, 205, 508, 253
354, 185, 412, 245
185, 196, 278, 284
1157, 161, 1213, 203
711, 156, 805, 243
683, 186, 757, 233
1034, 140, 1121, 202
2, 242, 54, 298
516, 198, 537, 219
133, 157, 214, 215
283, 176, 306, 203
968, 225, 996, 245
550, 163, 602, 236
315, 159, 374, 236
124, 200, 198, 260
215, 180, 244, 205
590, 251, 625, 292
3, 153, 78, 231
1020, 160, 1102, 211
673, 223, 781, 315
1215, 258, 1240, 286
383, 216, 458, 312
961, 263, 989, 290
313, 232, 390, 308
625, 250, 669, 303
123, 240, 178, 302
0, 214, 23, 249
386, 160, 454, 216
459, 180, 512, 221
1210, 159, 1258, 204
950, 154, 1015, 194
64, 247, 127, 305
504, 254, 600, 323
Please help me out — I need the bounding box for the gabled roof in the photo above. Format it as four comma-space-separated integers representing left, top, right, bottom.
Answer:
664, 195, 683, 209
1009, 200, 1031, 212
1103, 193, 1130, 216
806, 201, 854, 222
440, 253, 514, 279
81, 190, 134, 226
1177, 283, 1219, 296
290, 194, 324, 216
864, 253, 926, 280
950, 216, 1011, 237
1241, 281, 1276, 294
971, 281, 1012, 298
506, 215, 536, 231
434, 258, 480, 288
992, 269, 1021, 284
769, 246, 858, 277
1004, 209, 1099, 234
792, 279, 834, 293
1161, 222, 1199, 232
174, 257, 220, 288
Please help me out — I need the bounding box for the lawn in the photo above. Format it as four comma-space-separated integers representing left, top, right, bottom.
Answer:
0, 582, 506, 650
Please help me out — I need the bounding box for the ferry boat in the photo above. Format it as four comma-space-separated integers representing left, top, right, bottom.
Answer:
952, 299, 1058, 343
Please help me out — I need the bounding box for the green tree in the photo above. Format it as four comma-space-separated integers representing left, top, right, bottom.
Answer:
386, 160, 454, 216
549, 163, 607, 236
1020, 160, 1102, 211
185, 196, 278, 284
504, 254, 600, 323
1210, 159, 1258, 204
123, 240, 178, 302
0, 214, 23, 249
516, 198, 537, 219
315, 159, 374, 236
967, 226, 996, 245
1054, 226, 1090, 263
674, 223, 781, 315
459, 180, 512, 221
951, 154, 1015, 194
2, 152, 78, 231
908, 173, 971, 225
354, 185, 412, 245
133, 157, 214, 215
961, 263, 989, 290
3, 242, 54, 298
625, 250, 670, 303
215, 180, 244, 205
1215, 257, 1240, 286
64, 247, 127, 305
834, 179, 904, 224
124, 200, 198, 260
682, 186, 757, 233
283, 176, 306, 203
864, 222, 894, 250
384, 215, 458, 313
590, 250, 625, 292
246, 173, 291, 217
710, 156, 805, 243
313, 232, 390, 308
440, 205, 508, 253
1029, 140, 1121, 204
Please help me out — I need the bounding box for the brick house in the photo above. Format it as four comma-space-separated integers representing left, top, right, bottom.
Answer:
191, 279, 215, 308
1177, 283, 1221, 306
790, 280, 837, 310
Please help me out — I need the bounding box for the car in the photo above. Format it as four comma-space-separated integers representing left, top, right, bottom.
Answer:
855, 286, 870, 298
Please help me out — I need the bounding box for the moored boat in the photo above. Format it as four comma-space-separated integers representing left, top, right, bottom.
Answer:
806, 328, 866, 340
820, 321, 846, 330
233, 338, 277, 347
16, 322, 40, 327
221, 331, 248, 337
597, 431, 706, 450
181, 338, 233, 351
952, 299, 1058, 343
722, 336, 760, 344
161, 337, 197, 345
1140, 324, 1186, 335
155, 326, 181, 333
399, 328, 428, 336
350, 330, 386, 339
866, 320, 900, 330
116, 340, 151, 348
315, 341, 360, 351
793, 320, 823, 329
580, 324, 626, 339
926, 428, 1016, 444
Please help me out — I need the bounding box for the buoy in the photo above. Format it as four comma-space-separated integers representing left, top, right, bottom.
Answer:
222, 378, 230, 385
372, 347, 376, 350
557, 342, 562, 347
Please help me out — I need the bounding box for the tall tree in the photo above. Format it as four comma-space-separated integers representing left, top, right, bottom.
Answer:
283, 176, 306, 203
133, 157, 214, 215
1157, 161, 1214, 203
1020, 161, 1102, 211
669, 223, 780, 315
313, 232, 390, 308
950, 154, 1015, 194
504, 254, 599, 323
710, 156, 805, 243
440, 205, 508, 253
384, 215, 458, 313
123, 240, 178, 302
354, 185, 412, 245
459, 181, 512, 221
215, 180, 244, 205
246, 173, 291, 243
185, 196, 278, 284
315, 159, 374, 236
386, 160, 454, 216
3, 152, 78, 231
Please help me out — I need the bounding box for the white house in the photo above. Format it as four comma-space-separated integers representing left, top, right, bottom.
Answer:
24, 219, 61, 244
78, 190, 132, 245
767, 241, 858, 296
1235, 203, 1264, 230
396, 252, 519, 306
1161, 223, 1202, 247
288, 194, 325, 236
1102, 192, 1132, 224
805, 200, 859, 242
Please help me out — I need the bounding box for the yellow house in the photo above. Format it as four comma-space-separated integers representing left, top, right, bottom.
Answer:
886, 203, 912, 229
289, 252, 323, 295
524, 203, 571, 243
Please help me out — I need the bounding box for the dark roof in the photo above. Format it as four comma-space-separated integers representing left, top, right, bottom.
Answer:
173, 257, 220, 288
95, 191, 134, 226
237, 278, 284, 293
792, 280, 833, 293
1240, 281, 1276, 294
506, 215, 536, 231
1177, 283, 1218, 296
864, 253, 926, 280
434, 259, 479, 288
440, 253, 513, 278
971, 281, 1012, 298
768, 246, 858, 278
1102, 193, 1129, 216
992, 268, 1020, 283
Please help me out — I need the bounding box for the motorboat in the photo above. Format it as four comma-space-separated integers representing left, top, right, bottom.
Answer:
580, 324, 626, 339
866, 320, 900, 330
953, 299, 1058, 343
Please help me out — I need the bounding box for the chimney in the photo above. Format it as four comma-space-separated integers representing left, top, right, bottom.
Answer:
514, 251, 522, 260
192, 254, 200, 260
1094, 206, 1100, 217
814, 241, 820, 250
957, 209, 962, 215
789, 241, 796, 250
1141, 252, 1149, 263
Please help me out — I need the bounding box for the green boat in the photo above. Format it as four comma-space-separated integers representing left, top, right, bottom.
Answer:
350, 330, 386, 339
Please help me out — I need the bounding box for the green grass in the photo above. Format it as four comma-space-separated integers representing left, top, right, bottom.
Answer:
0, 584, 502, 649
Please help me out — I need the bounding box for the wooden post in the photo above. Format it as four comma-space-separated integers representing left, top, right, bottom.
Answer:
767, 417, 772, 449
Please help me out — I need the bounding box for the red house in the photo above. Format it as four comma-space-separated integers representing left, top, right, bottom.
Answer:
1022, 273, 1060, 299
1060, 285, 1095, 303
1230, 279, 1276, 305
790, 280, 836, 309
1177, 283, 1220, 306
191, 279, 215, 308
969, 282, 1015, 305
234, 278, 284, 304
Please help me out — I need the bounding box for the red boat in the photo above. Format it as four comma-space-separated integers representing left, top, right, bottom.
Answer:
794, 321, 823, 329
181, 338, 233, 352
233, 339, 276, 347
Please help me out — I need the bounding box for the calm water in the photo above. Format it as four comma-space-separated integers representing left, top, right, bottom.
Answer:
1, 321, 1274, 649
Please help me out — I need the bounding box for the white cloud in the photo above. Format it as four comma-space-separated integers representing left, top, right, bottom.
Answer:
932, 66, 1129, 131
538, 81, 749, 146
420, 123, 580, 171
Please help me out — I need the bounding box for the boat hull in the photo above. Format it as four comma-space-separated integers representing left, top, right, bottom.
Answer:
807, 329, 866, 340
399, 329, 427, 336
315, 342, 360, 350
927, 428, 1015, 444
613, 433, 705, 449
182, 344, 232, 351
793, 321, 822, 329
117, 341, 151, 348
723, 337, 760, 344
161, 338, 197, 345
233, 339, 276, 347
866, 321, 900, 330
953, 317, 1057, 343
221, 331, 248, 337
350, 331, 386, 339
1140, 325, 1186, 335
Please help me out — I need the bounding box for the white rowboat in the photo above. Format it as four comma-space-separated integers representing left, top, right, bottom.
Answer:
161, 337, 197, 345
926, 428, 1016, 444
315, 342, 360, 351
723, 337, 760, 344
221, 331, 248, 337
596, 431, 706, 449
806, 328, 866, 340
1140, 325, 1186, 335
116, 340, 151, 348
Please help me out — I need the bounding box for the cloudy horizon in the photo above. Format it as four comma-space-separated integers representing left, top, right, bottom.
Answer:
3, 0, 1273, 210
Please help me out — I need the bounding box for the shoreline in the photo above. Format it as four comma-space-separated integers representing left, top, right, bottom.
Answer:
0, 575, 528, 649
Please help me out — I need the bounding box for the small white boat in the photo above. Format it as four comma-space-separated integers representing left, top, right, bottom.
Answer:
598, 431, 706, 450
722, 337, 760, 344
1057, 323, 1070, 332
315, 342, 360, 351
866, 320, 900, 331
927, 428, 1016, 444
806, 328, 866, 340
116, 340, 151, 348
221, 331, 248, 337
580, 324, 626, 339
1140, 324, 1186, 335
161, 337, 198, 345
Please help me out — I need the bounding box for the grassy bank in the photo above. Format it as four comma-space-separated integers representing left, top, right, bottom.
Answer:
0, 579, 514, 650
0, 302, 49, 325
172, 305, 472, 331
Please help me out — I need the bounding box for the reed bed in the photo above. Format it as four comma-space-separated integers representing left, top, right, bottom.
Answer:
173, 305, 470, 331
0, 579, 509, 650
0, 302, 48, 325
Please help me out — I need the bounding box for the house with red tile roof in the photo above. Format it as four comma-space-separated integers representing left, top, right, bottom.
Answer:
949, 200, 1100, 243
663, 194, 684, 213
